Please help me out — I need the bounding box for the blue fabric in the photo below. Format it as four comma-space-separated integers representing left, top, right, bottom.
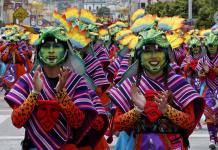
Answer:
115, 131, 134, 150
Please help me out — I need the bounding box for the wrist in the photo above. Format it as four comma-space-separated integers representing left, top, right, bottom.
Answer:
163, 105, 170, 116
31, 89, 40, 95
134, 105, 144, 114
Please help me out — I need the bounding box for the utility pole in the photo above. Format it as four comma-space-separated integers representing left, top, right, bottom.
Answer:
188, 0, 192, 20
128, 0, 131, 24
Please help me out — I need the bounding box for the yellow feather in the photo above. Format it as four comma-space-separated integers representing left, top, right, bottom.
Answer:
80, 9, 97, 24
158, 16, 185, 31
64, 7, 79, 21
200, 29, 211, 36
108, 21, 127, 29
166, 33, 184, 49
131, 9, 145, 22
184, 33, 191, 44
119, 34, 136, 45
128, 36, 139, 49
99, 28, 108, 37
115, 29, 132, 41
66, 26, 91, 47
29, 33, 39, 45
130, 15, 156, 32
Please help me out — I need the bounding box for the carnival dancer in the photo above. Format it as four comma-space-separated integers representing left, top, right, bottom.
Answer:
196, 30, 218, 149
0, 25, 33, 93
182, 34, 204, 94
4, 27, 97, 150
181, 34, 205, 130
108, 28, 205, 150
55, 9, 110, 149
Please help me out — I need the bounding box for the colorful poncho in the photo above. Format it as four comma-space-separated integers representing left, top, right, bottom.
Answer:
5, 68, 97, 149
108, 71, 204, 149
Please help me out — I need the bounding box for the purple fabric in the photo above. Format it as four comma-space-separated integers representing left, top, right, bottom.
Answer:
140, 134, 164, 150
84, 54, 109, 87
5, 68, 97, 149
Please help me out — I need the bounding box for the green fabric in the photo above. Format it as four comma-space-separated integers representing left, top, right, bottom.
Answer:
203, 32, 218, 46
34, 27, 69, 46
136, 29, 170, 49
188, 37, 201, 48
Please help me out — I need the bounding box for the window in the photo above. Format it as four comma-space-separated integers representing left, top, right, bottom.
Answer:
141, 3, 145, 8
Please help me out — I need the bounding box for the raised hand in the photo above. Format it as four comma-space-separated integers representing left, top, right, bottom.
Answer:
154, 91, 169, 114
203, 64, 209, 73
33, 65, 43, 93
55, 66, 70, 92
131, 84, 146, 111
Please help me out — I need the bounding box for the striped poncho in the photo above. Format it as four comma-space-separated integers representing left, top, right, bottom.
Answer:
84, 54, 109, 88
5, 69, 97, 150
93, 43, 110, 68
108, 71, 204, 149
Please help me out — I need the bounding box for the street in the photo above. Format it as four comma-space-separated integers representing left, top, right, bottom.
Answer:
0, 92, 211, 150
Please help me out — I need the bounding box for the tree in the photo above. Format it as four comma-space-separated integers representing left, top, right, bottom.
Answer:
97, 7, 110, 17
145, 0, 217, 29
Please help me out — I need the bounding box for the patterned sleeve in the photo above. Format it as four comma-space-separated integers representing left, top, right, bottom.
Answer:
113, 108, 140, 131
165, 102, 195, 129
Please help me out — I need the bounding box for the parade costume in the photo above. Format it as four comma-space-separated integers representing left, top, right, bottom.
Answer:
181, 34, 204, 93
196, 30, 218, 149
5, 27, 98, 150
55, 8, 110, 149
108, 13, 205, 149
0, 25, 33, 93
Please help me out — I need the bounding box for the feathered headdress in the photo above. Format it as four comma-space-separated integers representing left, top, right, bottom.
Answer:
53, 11, 72, 32
64, 7, 79, 22
130, 14, 157, 33
80, 9, 97, 25
158, 16, 185, 31
131, 9, 145, 23
66, 26, 91, 49
166, 32, 184, 49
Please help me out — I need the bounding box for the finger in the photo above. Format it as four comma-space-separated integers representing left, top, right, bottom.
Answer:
35, 65, 41, 73
39, 72, 44, 80
33, 71, 39, 81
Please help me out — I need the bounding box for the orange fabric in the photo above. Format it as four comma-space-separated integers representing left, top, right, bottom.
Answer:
26, 60, 33, 73
77, 147, 92, 150
12, 93, 37, 128
0, 44, 7, 52
91, 115, 105, 131
15, 64, 26, 81
113, 108, 140, 131
165, 102, 195, 129
93, 137, 109, 150
57, 89, 85, 128
60, 144, 79, 150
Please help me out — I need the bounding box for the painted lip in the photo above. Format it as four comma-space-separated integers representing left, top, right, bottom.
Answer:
148, 60, 160, 66
47, 56, 57, 60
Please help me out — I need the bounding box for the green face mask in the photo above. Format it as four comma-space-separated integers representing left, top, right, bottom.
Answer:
141, 49, 167, 74
39, 41, 66, 67
191, 46, 201, 55
207, 45, 217, 55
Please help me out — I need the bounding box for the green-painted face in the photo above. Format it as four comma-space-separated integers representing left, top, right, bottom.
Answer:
207, 45, 217, 55
191, 46, 201, 55
141, 48, 167, 74
39, 41, 66, 67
